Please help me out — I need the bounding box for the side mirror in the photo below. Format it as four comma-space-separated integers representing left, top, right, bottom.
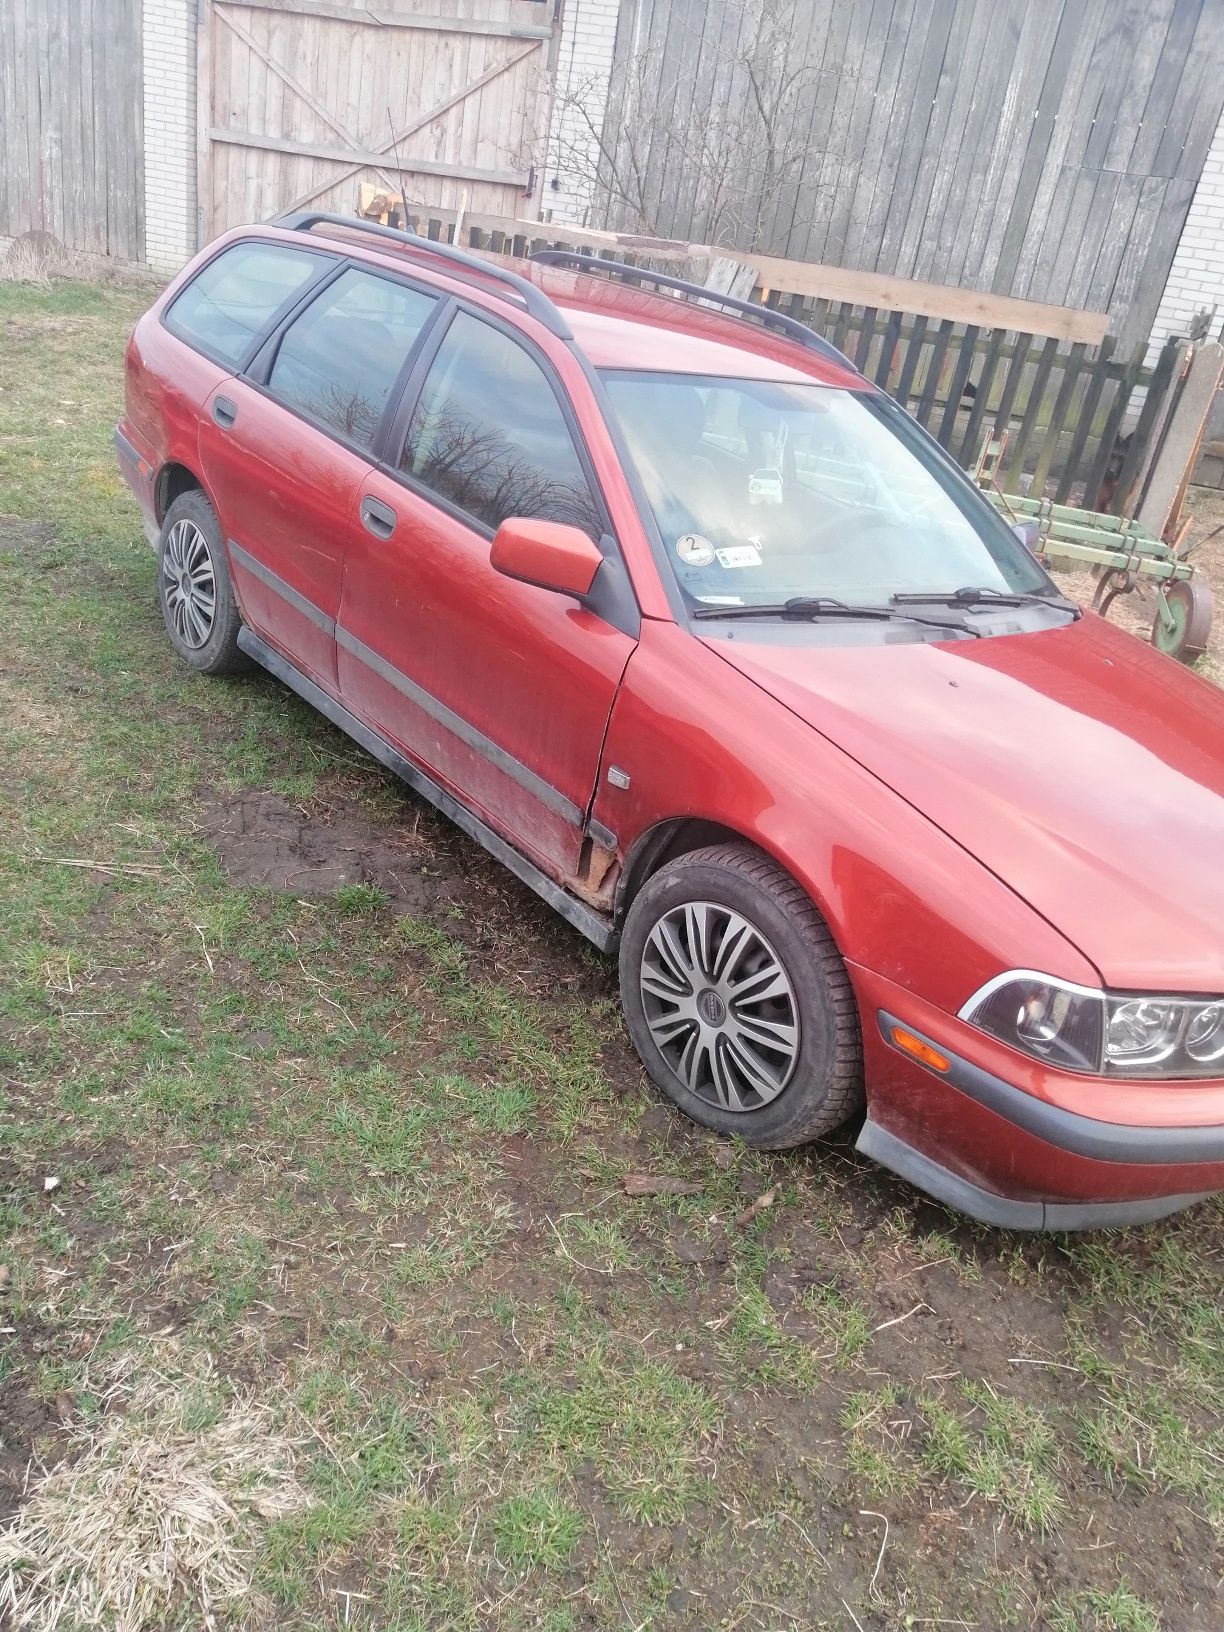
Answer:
1011, 517, 1042, 555
491, 516, 603, 599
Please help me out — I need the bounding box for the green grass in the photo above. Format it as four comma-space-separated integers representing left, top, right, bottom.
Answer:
1, 274, 1222, 1630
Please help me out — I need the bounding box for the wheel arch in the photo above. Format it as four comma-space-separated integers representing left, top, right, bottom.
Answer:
154, 460, 207, 525
615, 817, 844, 949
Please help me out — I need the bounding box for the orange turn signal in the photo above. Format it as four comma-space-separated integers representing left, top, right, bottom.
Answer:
890, 1026, 951, 1073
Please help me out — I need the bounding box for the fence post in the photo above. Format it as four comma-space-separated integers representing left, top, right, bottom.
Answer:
1137, 341, 1224, 539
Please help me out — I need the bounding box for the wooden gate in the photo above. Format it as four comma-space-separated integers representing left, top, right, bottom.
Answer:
197, 0, 556, 242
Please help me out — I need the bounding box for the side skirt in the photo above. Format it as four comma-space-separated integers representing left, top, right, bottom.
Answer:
238, 627, 619, 955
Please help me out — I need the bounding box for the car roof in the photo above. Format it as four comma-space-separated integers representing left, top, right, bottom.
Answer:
528, 261, 865, 388
260, 222, 865, 390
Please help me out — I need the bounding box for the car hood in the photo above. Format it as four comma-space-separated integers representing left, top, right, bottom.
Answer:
703, 615, 1224, 991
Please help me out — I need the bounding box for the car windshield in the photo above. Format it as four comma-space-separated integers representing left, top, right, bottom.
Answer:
601, 370, 1053, 610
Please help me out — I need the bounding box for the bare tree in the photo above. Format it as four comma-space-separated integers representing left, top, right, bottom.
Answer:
545, 0, 835, 252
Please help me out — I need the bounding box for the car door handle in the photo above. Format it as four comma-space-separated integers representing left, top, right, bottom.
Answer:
212, 396, 238, 429
360, 496, 397, 539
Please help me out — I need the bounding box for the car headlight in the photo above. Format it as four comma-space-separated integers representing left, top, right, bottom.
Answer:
960, 972, 1224, 1078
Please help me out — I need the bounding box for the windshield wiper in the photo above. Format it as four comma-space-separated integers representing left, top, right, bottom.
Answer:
891, 585, 1079, 615
691, 596, 980, 637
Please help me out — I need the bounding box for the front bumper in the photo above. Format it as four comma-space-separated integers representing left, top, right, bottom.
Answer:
850, 967, 1224, 1229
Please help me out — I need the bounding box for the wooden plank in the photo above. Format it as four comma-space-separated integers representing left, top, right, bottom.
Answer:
1100, 174, 1169, 350
1121, 174, 1197, 349
1002, 335, 1060, 490
929, 2, 1017, 287
1030, 342, 1088, 498
1056, 336, 1115, 504
958, 2, 1057, 292
220, 0, 552, 40
0, 2, 13, 231
1081, 343, 1147, 511
1127, 0, 1201, 176
804, 0, 887, 266
915, 319, 955, 429
853, 306, 879, 373
1138, 342, 1224, 538
990, 332, 1036, 444
958, 326, 1006, 464
210, 126, 530, 187
872, 306, 904, 390
730, 250, 1109, 343
936, 323, 979, 448
897, 0, 984, 283
198, 1, 215, 243
777, 0, 854, 263
990, 1, 1092, 293
875, 1, 953, 277
1099, 0, 1176, 174
916, 0, 995, 286
841, 0, 921, 270
893, 313, 928, 409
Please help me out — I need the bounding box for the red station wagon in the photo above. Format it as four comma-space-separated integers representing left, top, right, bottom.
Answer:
116, 213, 1224, 1229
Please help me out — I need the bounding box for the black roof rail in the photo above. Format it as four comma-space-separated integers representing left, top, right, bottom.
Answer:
529, 248, 856, 370
274, 210, 573, 340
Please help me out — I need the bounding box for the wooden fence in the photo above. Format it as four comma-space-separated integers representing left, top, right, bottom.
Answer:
392, 208, 1184, 522
0, 0, 144, 260
599, 0, 1224, 354
756, 294, 1186, 518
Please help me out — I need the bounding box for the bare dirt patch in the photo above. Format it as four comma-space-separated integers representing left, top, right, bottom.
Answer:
195, 784, 620, 1005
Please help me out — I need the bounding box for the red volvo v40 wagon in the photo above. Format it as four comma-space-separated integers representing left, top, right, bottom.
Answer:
116, 214, 1224, 1228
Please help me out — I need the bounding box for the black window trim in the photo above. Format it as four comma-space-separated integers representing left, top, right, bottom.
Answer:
244, 257, 451, 465
160, 238, 341, 376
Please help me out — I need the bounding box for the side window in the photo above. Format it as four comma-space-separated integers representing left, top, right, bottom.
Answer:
400, 311, 602, 540
165, 243, 327, 368
267, 269, 437, 451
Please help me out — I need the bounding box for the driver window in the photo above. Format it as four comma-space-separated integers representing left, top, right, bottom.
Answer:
400, 311, 603, 541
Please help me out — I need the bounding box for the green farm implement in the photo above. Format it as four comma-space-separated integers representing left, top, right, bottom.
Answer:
975, 439, 1214, 664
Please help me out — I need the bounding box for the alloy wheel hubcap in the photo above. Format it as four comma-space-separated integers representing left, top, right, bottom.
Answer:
640, 901, 800, 1112
162, 519, 216, 648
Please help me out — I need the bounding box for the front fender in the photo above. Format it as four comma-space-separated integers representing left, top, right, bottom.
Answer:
594, 622, 1099, 1017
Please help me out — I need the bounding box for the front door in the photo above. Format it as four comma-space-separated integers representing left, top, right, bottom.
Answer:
199, 263, 440, 690
337, 306, 637, 879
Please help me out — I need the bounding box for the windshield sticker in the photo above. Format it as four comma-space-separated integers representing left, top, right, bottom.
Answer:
675, 533, 716, 566
716, 544, 763, 569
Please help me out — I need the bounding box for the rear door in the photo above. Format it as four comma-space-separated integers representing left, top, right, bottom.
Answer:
197, 258, 440, 690
337, 305, 638, 880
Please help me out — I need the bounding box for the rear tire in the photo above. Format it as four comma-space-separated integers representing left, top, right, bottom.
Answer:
619, 843, 863, 1148
157, 490, 247, 676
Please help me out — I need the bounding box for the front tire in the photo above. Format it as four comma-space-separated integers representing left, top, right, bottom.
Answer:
619, 843, 863, 1148
157, 490, 247, 675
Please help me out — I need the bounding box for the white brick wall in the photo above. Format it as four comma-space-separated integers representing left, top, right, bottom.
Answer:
143, 0, 198, 273
542, 0, 622, 226
1149, 107, 1224, 351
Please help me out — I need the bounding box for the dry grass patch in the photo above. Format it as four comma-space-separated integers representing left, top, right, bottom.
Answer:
0, 1349, 308, 1631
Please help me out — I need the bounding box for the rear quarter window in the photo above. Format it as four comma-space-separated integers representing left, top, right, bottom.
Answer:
165, 242, 328, 368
